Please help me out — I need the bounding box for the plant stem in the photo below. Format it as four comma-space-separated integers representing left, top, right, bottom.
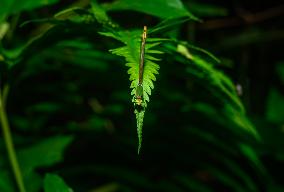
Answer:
0, 85, 26, 192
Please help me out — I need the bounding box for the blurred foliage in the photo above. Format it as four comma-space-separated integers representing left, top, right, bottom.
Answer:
102, 0, 198, 20
0, 0, 283, 192
266, 88, 284, 124
0, 0, 59, 21
44, 173, 73, 192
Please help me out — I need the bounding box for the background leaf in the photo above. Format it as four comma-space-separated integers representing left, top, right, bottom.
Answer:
102, 0, 198, 20
0, 0, 59, 21
44, 174, 73, 192
266, 88, 284, 124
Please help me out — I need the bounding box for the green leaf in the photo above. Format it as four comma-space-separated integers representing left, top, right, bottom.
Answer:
187, 55, 245, 113
135, 109, 145, 154
103, 29, 163, 153
0, 22, 9, 40
192, 103, 259, 139
266, 88, 284, 123
91, 1, 118, 28
174, 44, 259, 139
184, 0, 228, 17
223, 104, 259, 139
55, 7, 94, 24
0, 0, 59, 21
19, 136, 73, 172
109, 34, 162, 106
149, 17, 191, 35
178, 42, 220, 64
239, 144, 266, 174
0, 136, 73, 192
18, 136, 74, 192
52, 40, 112, 71
0, 171, 15, 192
44, 174, 73, 192
102, 0, 198, 20
91, 1, 110, 24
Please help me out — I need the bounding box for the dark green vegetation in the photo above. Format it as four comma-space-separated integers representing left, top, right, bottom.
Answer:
0, 0, 283, 191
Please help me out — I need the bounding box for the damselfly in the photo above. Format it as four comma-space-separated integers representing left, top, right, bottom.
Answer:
135, 26, 147, 106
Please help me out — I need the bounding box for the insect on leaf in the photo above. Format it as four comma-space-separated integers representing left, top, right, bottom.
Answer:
102, 27, 163, 154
